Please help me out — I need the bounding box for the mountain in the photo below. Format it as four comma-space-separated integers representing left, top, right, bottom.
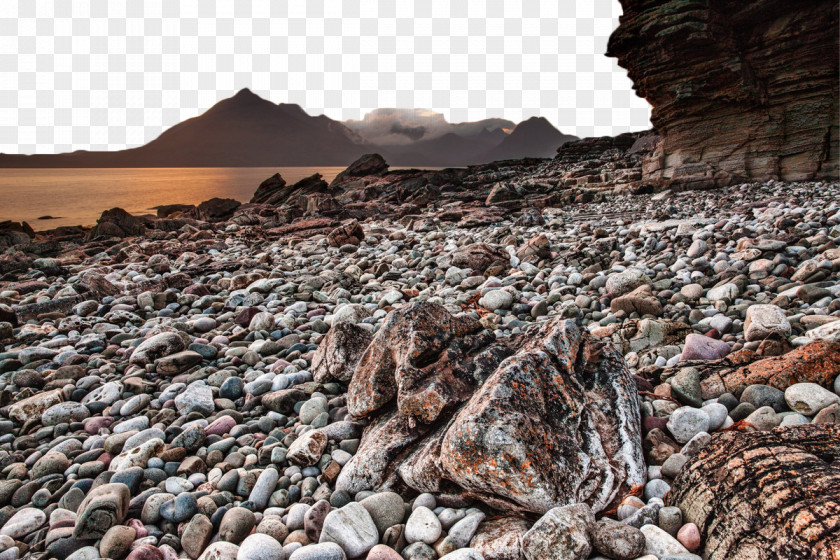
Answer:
343, 108, 514, 146
482, 117, 578, 161
0, 89, 369, 167
378, 130, 505, 167
0, 92, 578, 168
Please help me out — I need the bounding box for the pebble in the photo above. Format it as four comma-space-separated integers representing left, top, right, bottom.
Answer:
319, 502, 378, 558
405, 506, 443, 545
666, 407, 711, 444
237, 534, 285, 560
785, 383, 840, 415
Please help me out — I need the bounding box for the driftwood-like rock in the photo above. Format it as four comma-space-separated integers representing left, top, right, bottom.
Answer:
607, 0, 839, 189
668, 425, 840, 559
339, 302, 646, 514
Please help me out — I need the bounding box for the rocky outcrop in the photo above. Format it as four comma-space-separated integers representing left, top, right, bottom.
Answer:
668, 425, 840, 559
607, 0, 840, 189
248, 173, 330, 212
86, 208, 146, 240
337, 302, 645, 515
330, 153, 389, 189
195, 198, 241, 222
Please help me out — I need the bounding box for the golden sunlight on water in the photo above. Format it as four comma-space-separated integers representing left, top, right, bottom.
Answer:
0, 167, 345, 230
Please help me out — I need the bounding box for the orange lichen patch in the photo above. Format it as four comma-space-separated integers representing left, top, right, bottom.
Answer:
720, 420, 758, 433
721, 341, 840, 395
460, 292, 492, 317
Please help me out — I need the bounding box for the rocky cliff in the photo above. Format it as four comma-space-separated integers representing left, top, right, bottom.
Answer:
607, 0, 839, 190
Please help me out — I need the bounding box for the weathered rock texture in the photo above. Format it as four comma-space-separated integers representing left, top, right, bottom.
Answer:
668, 342, 840, 399
338, 302, 646, 514
668, 425, 840, 559
607, 0, 840, 189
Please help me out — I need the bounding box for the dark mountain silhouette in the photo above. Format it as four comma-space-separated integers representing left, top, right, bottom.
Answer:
0, 91, 578, 168
379, 130, 505, 167
482, 116, 578, 161
0, 89, 369, 167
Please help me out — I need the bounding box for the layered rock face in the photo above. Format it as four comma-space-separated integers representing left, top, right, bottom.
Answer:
607, 0, 840, 189
668, 425, 840, 559
336, 302, 646, 515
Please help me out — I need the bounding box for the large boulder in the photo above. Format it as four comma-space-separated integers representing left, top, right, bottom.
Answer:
251, 173, 287, 204
129, 332, 186, 366
338, 302, 645, 514
668, 425, 840, 559
607, 0, 839, 189
330, 153, 389, 189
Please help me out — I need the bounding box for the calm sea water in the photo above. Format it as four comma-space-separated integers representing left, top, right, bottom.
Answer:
0, 167, 345, 230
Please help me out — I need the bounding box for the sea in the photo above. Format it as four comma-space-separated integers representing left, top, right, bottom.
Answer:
0, 167, 346, 230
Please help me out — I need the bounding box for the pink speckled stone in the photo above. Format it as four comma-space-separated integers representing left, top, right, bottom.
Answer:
677, 523, 701, 552
205, 415, 237, 436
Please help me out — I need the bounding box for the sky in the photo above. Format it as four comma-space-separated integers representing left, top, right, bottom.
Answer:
0, 0, 652, 154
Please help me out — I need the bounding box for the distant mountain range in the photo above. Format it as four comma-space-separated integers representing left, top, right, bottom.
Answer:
0, 89, 578, 168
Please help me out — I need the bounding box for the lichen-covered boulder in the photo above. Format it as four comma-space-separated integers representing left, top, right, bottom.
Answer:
338, 302, 645, 514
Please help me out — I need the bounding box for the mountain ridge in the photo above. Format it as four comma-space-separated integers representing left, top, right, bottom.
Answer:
0, 89, 577, 168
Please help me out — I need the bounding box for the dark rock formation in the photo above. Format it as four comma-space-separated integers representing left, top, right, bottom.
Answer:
327, 220, 365, 247
337, 302, 646, 515
607, 0, 839, 189
248, 173, 330, 217
195, 198, 242, 222
154, 204, 195, 218
668, 425, 840, 559
251, 173, 287, 204
86, 208, 146, 241
330, 153, 389, 189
